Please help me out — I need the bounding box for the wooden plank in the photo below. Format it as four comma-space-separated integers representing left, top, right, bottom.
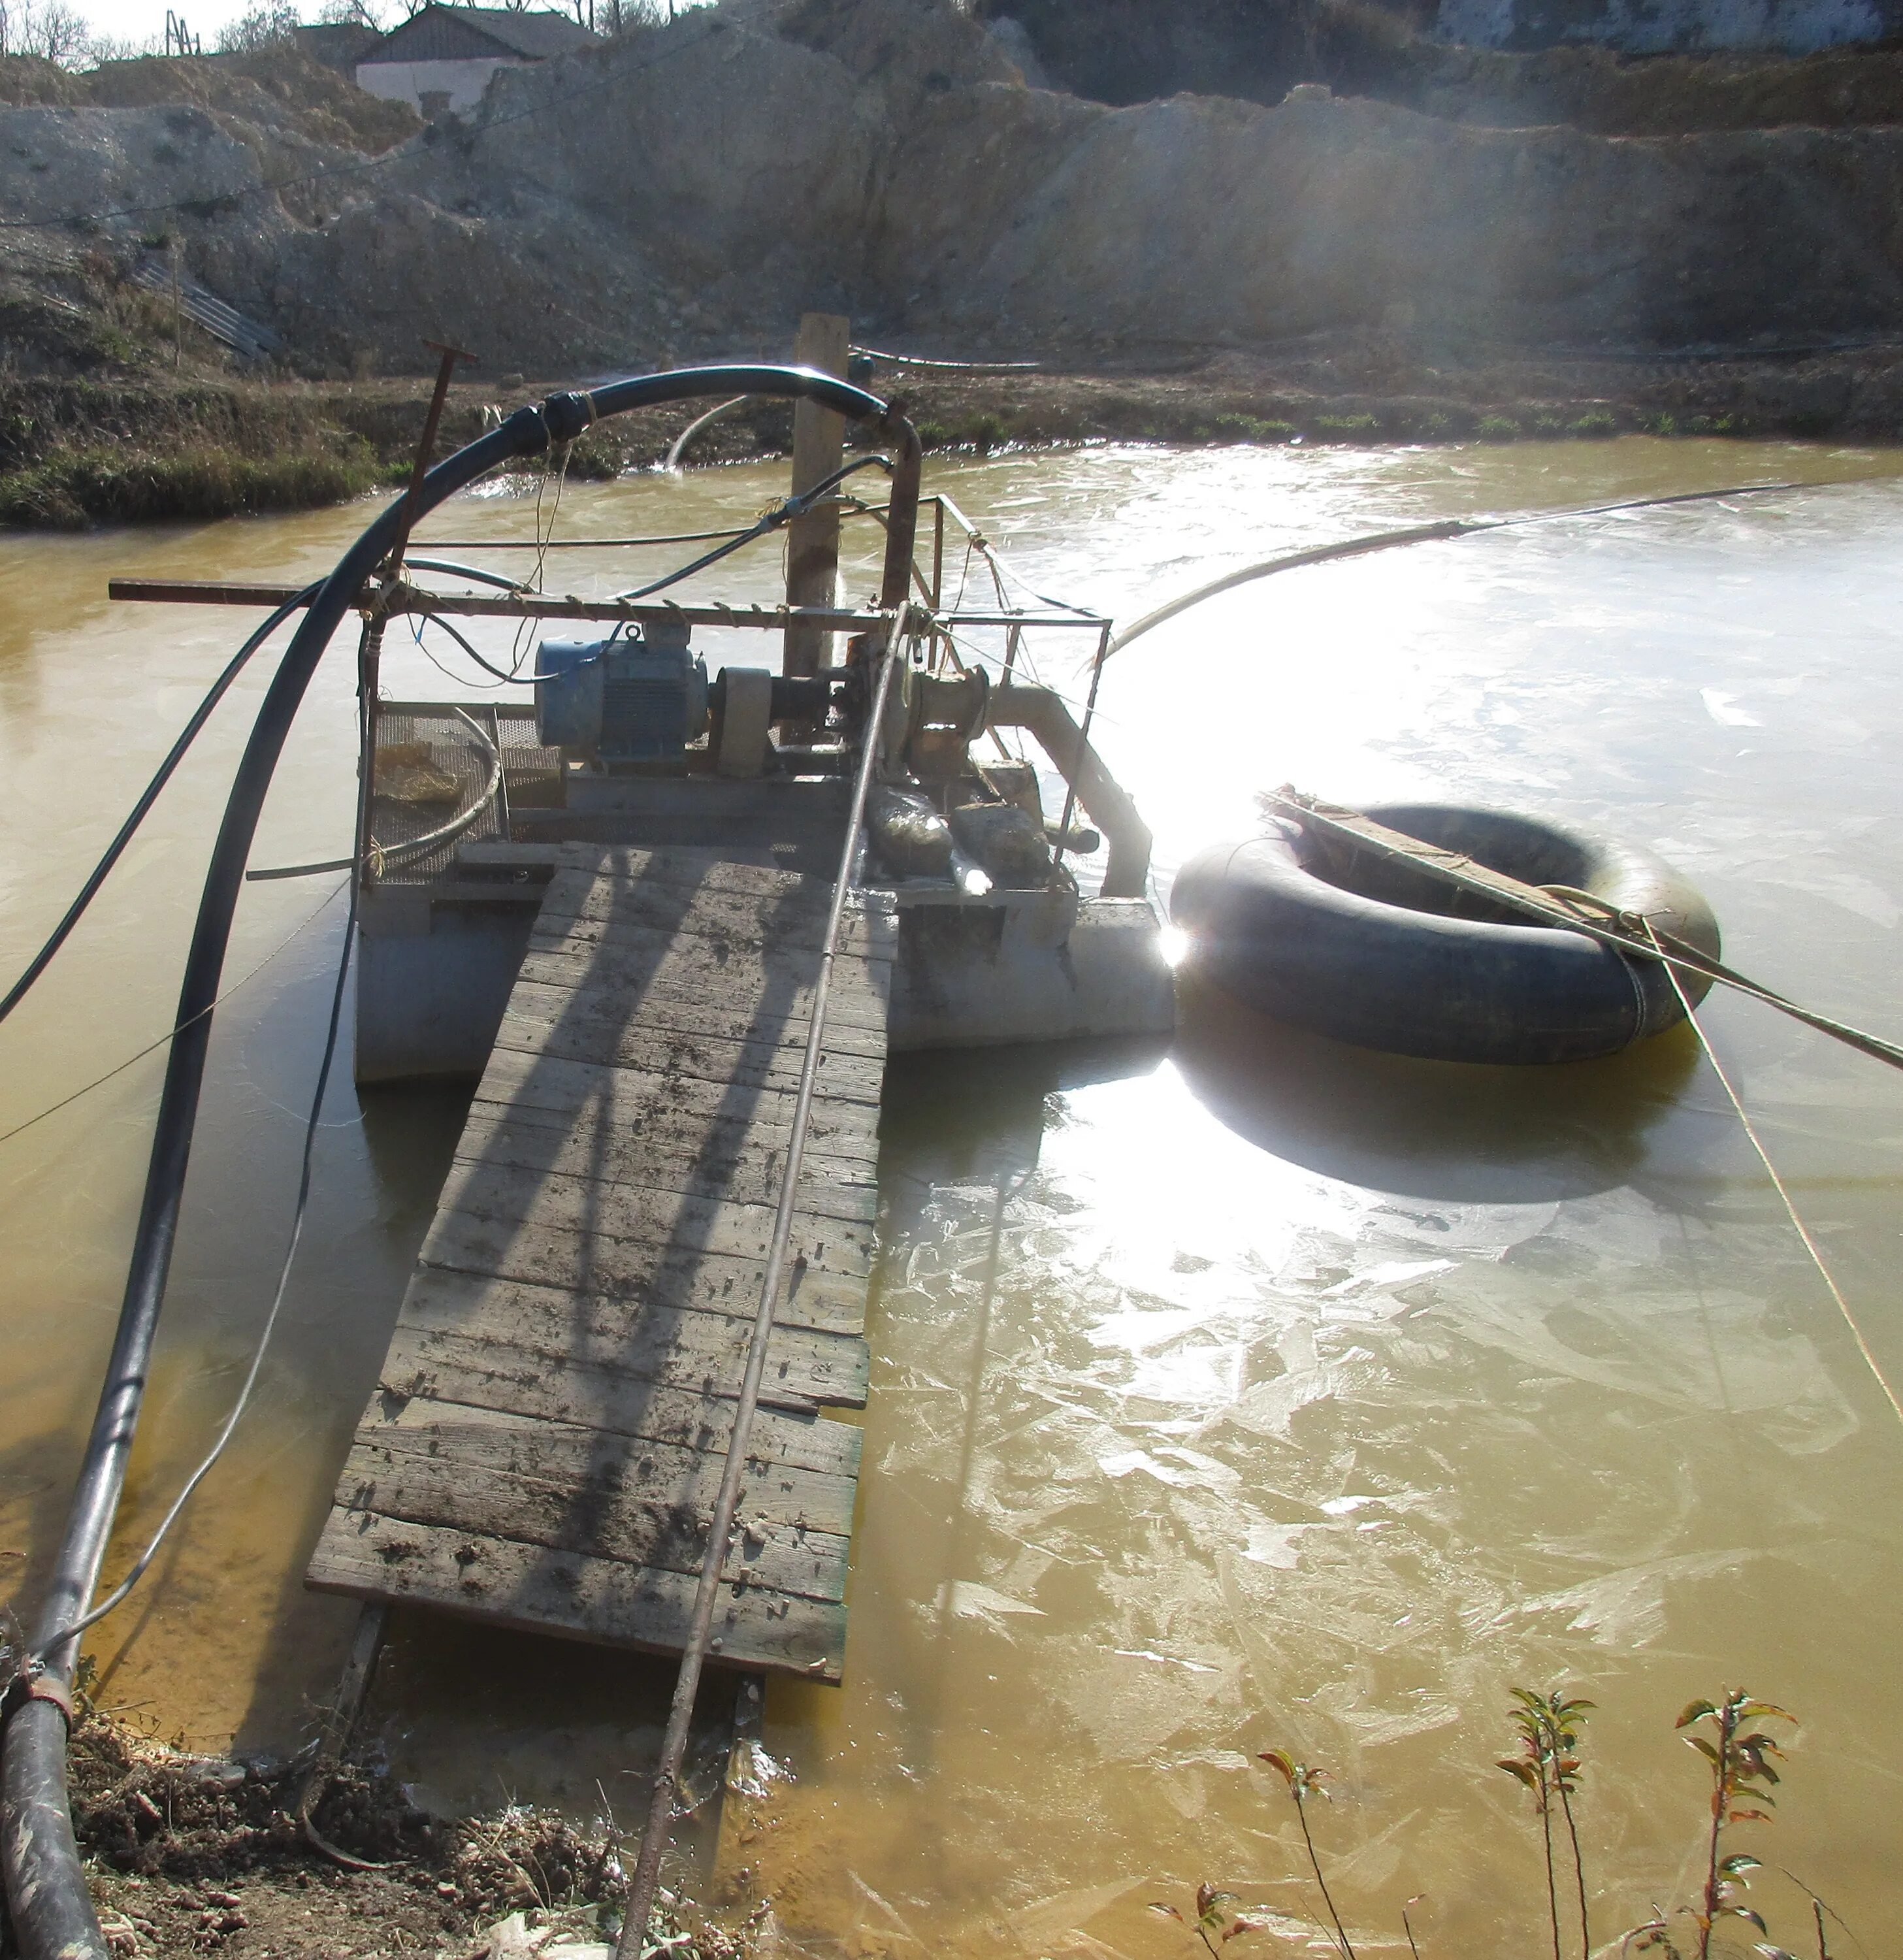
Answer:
376, 1330, 864, 1473
429, 1160, 877, 1277
453, 1111, 878, 1222
469, 1048, 881, 1156
306, 1514, 848, 1679
353, 1397, 858, 1537
467, 1080, 880, 1171
521, 918, 892, 1006
515, 939, 892, 1034
532, 883, 896, 963
550, 847, 843, 910
418, 1213, 868, 1333
489, 1011, 887, 1104
503, 975, 888, 1062
308, 840, 886, 1673
331, 1445, 850, 1601
537, 862, 894, 946
393, 1268, 870, 1407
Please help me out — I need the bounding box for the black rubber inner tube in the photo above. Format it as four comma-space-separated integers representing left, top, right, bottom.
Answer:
1170, 802, 1722, 1066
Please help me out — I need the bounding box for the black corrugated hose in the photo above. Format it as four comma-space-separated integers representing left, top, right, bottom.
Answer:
0, 365, 891, 1960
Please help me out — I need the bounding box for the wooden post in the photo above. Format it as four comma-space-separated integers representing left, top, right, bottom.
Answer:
783, 312, 849, 681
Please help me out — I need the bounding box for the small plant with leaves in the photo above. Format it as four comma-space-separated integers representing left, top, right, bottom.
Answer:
1259, 1751, 1357, 1960
1149, 1883, 1267, 1956
1625, 1689, 1796, 1960
1497, 1687, 1594, 1960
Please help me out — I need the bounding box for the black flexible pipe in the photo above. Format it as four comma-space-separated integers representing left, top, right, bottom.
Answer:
0, 365, 890, 1960
0, 583, 321, 1028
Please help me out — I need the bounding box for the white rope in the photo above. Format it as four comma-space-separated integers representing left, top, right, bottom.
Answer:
1648, 922, 1903, 1431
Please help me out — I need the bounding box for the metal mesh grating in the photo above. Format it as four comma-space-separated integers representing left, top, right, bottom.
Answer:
370, 702, 564, 885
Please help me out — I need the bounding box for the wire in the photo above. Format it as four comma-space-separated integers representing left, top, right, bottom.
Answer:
0, 584, 321, 1028
410, 610, 537, 687
31, 870, 358, 1663
1646, 921, 1903, 1432
415, 527, 755, 551
1105, 476, 1879, 659
606, 457, 894, 606
0, 880, 347, 1152
851, 345, 1040, 374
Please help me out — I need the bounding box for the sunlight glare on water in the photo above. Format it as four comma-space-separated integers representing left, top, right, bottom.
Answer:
1, 436, 1900, 1957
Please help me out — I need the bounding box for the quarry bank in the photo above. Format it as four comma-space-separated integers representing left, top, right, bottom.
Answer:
8, 0, 1903, 518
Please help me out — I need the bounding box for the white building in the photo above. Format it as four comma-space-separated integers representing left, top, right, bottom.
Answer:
355, 5, 600, 119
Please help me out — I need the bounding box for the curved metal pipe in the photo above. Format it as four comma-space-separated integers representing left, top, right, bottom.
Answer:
0, 363, 893, 1960
987, 681, 1151, 898
877, 413, 923, 612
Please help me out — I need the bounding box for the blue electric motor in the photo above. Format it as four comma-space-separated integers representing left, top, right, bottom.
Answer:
534, 619, 709, 769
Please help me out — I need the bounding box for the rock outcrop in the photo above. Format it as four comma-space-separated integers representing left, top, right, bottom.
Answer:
3, 0, 1902, 376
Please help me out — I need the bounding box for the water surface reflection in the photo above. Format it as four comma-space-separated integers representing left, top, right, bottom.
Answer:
1, 438, 1899, 1955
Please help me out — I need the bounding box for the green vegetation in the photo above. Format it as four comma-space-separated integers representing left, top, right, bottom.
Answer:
1209, 412, 1296, 442
1165, 1686, 1830, 1960
1476, 413, 1521, 440
1570, 409, 1619, 436
1497, 1689, 1594, 1960
1312, 411, 1380, 438
0, 439, 385, 527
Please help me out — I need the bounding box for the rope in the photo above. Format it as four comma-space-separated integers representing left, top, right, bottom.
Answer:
1270, 790, 1903, 1074
1646, 922, 1903, 1432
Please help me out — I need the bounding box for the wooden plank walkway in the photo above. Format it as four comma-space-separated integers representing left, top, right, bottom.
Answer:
306, 843, 894, 1682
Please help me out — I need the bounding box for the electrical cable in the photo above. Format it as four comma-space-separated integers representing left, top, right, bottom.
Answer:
608, 455, 895, 604
32, 867, 359, 1662
1105, 476, 1880, 659
0, 583, 319, 1027
0, 879, 347, 1151
402, 557, 532, 594
1, 366, 894, 1960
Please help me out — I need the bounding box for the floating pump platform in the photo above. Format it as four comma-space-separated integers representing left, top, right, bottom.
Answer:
309, 841, 889, 1678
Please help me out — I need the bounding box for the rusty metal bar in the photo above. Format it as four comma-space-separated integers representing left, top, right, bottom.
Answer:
109, 578, 900, 632
108, 580, 329, 607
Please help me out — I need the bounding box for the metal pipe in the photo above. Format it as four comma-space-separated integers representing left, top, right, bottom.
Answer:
877, 414, 923, 612
987, 681, 1150, 898
108, 580, 900, 632
1050, 623, 1113, 882
1, 363, 892, 1960
614, 628, 903, 1960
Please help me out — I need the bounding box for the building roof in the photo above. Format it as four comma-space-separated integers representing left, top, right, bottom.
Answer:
295, 20, 381, 69
359, 5, 600, 67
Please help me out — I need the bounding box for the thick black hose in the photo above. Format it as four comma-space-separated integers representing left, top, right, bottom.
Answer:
0, 364, 889, 1960
0, 583, 321, 1027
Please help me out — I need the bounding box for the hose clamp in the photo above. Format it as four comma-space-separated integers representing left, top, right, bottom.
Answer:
2, 1668, 74, 1726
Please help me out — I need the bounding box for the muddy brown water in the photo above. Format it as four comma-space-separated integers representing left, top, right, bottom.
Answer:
3, 438, 1901, 1956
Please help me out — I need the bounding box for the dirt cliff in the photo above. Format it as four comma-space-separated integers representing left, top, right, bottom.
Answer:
978, 0, 1903, 134
5, 0, 1903, 382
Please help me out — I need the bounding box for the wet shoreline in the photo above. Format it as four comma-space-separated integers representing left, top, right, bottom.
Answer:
7, 338, 1903, 529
